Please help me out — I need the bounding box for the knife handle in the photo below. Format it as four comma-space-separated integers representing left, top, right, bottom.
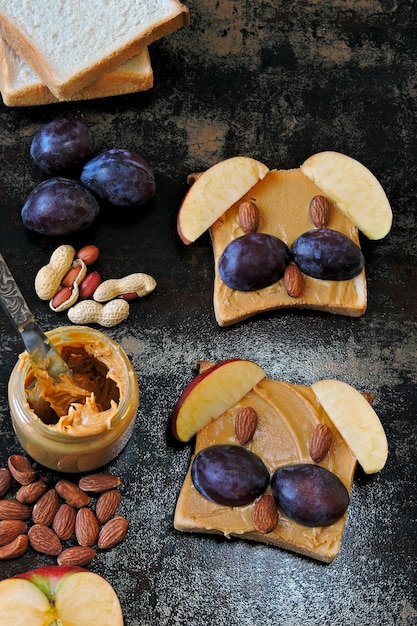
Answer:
0, 253, 34, 331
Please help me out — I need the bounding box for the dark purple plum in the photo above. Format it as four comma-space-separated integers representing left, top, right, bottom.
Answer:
218, 232, 291, 291
191, 444, 270, 506
80, 148, 156, 207
21, 177, 100, 236
292, 228, 364, 280
271, 463, 349, 527
30, 119, 94, 174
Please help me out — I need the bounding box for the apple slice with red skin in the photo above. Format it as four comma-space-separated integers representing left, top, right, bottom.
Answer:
177, 156, 269, 244
0, 565, 123, 625
171, 359, 266, 442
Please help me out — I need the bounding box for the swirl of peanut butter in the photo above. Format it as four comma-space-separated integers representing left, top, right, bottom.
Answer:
23, 339, 123, 437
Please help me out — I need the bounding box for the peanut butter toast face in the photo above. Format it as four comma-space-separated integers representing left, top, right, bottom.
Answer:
174, 377, 357, 563
211, 169, 367, 327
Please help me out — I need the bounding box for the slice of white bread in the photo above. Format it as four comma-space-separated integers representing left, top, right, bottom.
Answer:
0, 38, 153, 106
0, 0, 189, 98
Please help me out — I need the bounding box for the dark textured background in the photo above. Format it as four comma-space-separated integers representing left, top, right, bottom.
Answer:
0, 1, 416, 624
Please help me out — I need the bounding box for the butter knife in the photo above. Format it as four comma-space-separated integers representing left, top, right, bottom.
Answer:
0, 252, 74, 382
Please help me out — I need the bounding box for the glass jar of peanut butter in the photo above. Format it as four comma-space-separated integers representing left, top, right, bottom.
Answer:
8, 326, 139, 473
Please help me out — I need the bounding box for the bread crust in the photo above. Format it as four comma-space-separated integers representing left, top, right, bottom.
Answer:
0, 39, 153, 106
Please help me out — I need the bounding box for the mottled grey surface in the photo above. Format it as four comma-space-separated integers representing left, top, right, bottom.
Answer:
0, 1, 416, 624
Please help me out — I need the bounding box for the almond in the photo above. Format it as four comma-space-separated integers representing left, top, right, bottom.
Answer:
284, 263, 305, 298
95, 489, 121, 524
0, 499, 31, 520
75, 507, 99, 547
235, 406, 258, 445
7, 455, 36, 485
252, 494, 278, 534
98, 515, 128, 550
57, 546, 96, 567
28, 524, 62, 555
52, 503, 77, 540
238, 201, 260, 233
16, 479, 48, 504
309, 195, 331, 229
0, 534, 28, 560
0, 468, 12, 498
0, 519, 27, 547
32, 488, 59, 526
78, 473, 121, 493
55, 479, 90, 508
309, 423, 333, 463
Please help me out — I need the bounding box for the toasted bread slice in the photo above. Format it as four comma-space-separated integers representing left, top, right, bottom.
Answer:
211, 168, 367, 326
0, 38, 153, 106
174, 368, 357, 563
0, 0, 189, 98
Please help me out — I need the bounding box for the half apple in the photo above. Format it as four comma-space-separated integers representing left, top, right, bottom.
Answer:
0, 566, 123, 625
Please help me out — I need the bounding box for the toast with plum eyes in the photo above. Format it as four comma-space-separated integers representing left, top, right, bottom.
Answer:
173, 360, 388, 562
177, 152, 392, 326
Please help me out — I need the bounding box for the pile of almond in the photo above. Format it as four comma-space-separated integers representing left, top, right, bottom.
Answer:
0, 454, 128, 566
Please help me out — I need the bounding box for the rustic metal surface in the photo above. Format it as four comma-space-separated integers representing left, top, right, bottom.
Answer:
0, 1, 416, 624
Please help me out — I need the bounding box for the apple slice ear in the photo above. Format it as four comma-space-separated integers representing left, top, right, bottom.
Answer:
311, 379, 388, 474
177, 156, 269, 244
301, 151, 392, 240
171, 359, 266, 442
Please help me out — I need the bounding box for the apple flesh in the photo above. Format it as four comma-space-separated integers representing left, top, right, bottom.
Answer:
177, 156, 269, 244
311, 379, 388, 474
171, 359, 266, 442
0, 565, 123, 625
301, 151, 392, 240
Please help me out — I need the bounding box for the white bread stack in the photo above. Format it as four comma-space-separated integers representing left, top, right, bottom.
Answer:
0, 0, 189, 106
0, 38, 155, 106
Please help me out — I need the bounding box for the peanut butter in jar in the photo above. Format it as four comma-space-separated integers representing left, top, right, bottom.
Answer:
8, 326, 139, 472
